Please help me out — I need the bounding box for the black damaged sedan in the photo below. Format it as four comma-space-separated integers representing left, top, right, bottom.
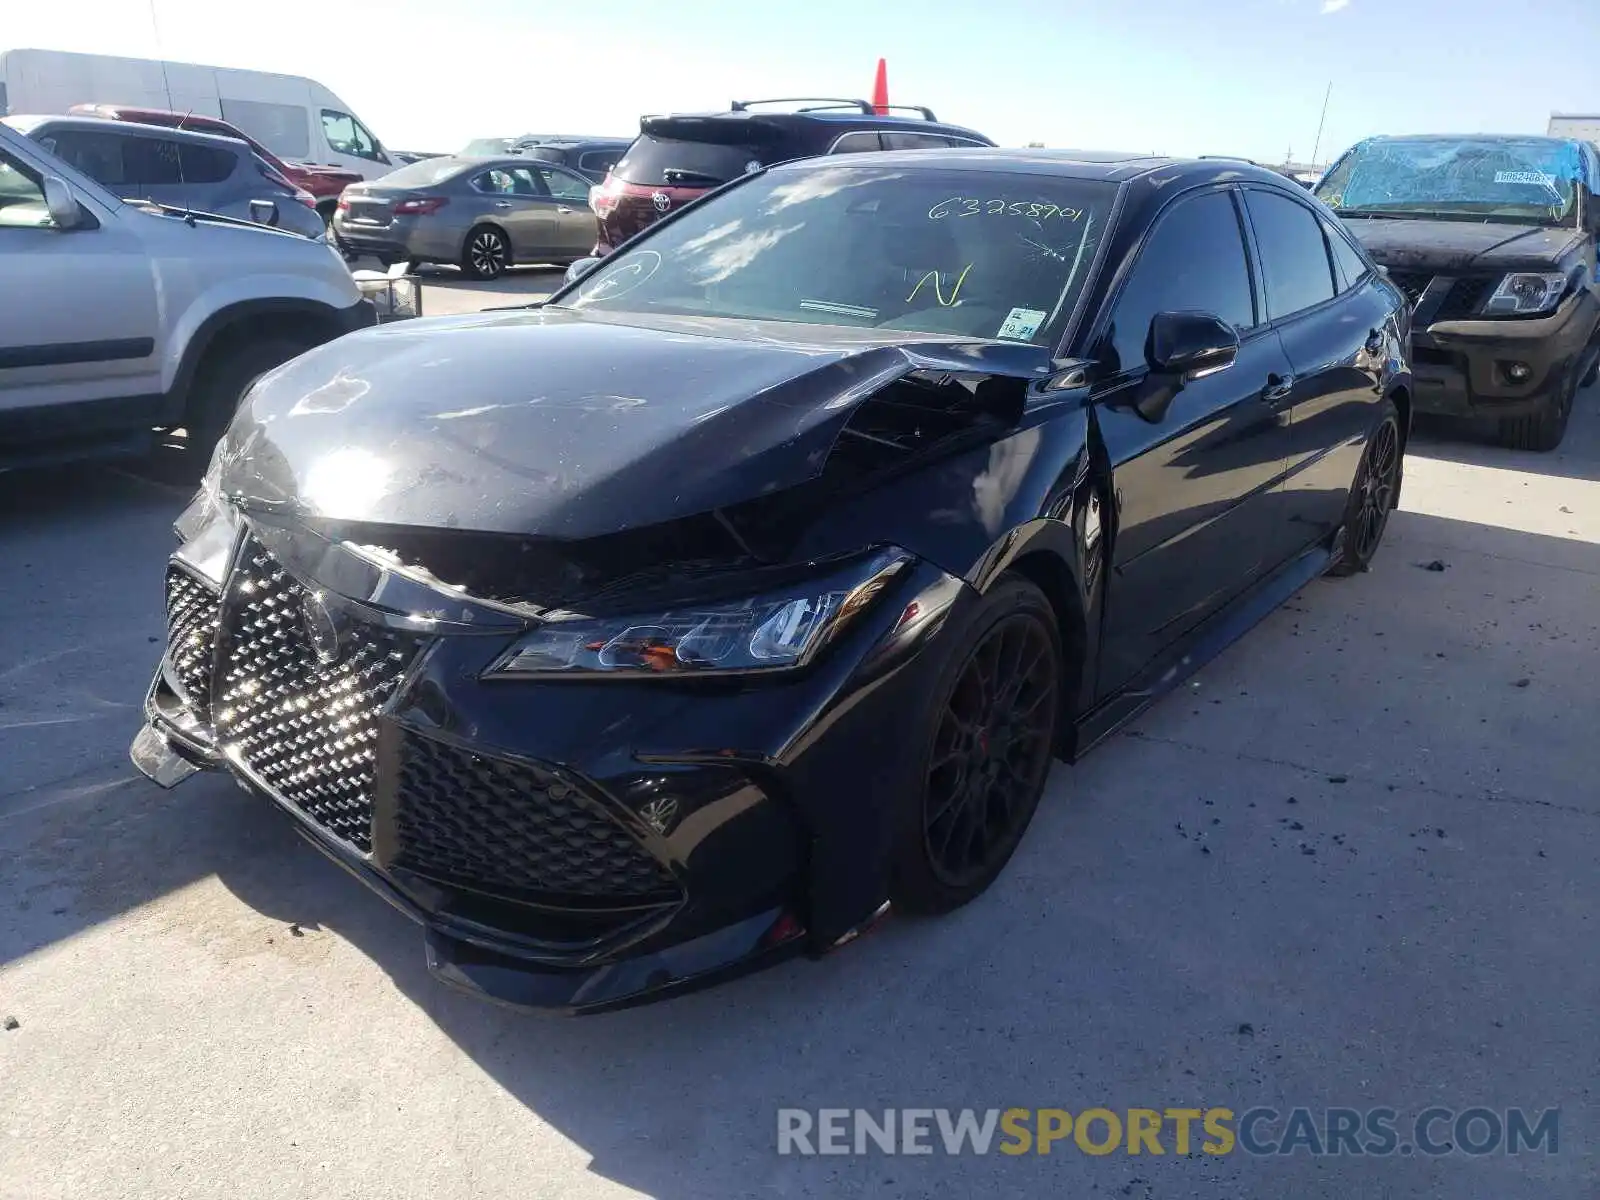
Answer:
134, 149, 1412, 1012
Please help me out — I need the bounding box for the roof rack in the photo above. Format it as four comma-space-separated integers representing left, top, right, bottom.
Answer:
732, 97, 875, 114
1199, 154, 1263, 166
729, 97, 941, 122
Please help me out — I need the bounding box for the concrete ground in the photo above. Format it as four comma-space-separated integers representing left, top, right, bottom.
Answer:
1, 285, 1596, 1197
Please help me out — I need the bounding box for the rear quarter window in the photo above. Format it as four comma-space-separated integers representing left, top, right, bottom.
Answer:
178, 143, 236, 184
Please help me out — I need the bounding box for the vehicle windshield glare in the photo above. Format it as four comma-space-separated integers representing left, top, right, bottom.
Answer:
562, 165, 1115, 346
1316, 136, 1581, 226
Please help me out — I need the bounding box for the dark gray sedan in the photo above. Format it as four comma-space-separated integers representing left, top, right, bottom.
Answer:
333, 156, 598, 279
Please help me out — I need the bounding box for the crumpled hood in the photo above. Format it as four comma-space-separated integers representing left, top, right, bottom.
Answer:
1345, 217, 1583, 273
218, 306, 1048, 539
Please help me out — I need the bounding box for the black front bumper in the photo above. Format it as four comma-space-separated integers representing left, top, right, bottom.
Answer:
1409, 290, 1600, 418
134, 535, 963, 1012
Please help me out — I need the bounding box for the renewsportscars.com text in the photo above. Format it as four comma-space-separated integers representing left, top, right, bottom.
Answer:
776, 1107, 1559, 1157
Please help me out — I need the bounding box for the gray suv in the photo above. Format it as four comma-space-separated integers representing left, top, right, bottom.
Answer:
1, 114, 326, 240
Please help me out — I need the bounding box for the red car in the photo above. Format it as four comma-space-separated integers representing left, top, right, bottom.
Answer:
69, 104, 362, 221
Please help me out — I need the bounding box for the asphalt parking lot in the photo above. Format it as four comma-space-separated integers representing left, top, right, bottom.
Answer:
2, 273, 1597, 1198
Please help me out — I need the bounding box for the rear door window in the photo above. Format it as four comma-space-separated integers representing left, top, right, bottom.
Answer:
123, 137, 185, 188
1245, 189, 1339, 318
613, 133, 768, 186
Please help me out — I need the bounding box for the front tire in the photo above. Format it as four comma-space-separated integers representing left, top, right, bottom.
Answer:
462, 226, 510, 280
1329, 396, 1402, 577
890, 575, 1063, 915
1498, 365, 1577, 452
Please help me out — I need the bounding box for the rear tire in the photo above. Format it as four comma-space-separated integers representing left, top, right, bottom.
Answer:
183, 336, 313, 470
889, 575, 1064, 916
462, 226, 510, 280
1497, 365, 1576, 452
1329, 396, 1401, 577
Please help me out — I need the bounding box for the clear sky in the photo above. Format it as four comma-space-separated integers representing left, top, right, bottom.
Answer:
7, 0, 1598, 162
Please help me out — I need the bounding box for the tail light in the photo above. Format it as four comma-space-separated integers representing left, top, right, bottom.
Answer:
337, 196, 351, 211
394, 196, 448, 216
590, 174, 622, 218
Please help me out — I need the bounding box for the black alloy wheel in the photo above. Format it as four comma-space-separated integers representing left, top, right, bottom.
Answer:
463, 226, 510, 280
892, 576, 1063, 914
1330, 399, 1402, 576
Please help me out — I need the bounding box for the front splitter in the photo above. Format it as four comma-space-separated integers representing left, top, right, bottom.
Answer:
130, 716, 809, 1015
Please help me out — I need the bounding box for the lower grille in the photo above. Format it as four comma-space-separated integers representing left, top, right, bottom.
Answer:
213, 540, 421, 854
391, 732, 679, 901
164, 567, 221, 711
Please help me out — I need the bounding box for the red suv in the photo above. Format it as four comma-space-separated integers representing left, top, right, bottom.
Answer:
589, 98, 993, 253
69, 104, 362, 221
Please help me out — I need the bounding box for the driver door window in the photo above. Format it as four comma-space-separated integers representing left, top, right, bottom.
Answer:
1104, 189, 1256, 375
321, 110, 388, 164
0, 150, 54, 229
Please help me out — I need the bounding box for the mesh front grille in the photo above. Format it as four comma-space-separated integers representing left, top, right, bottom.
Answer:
1435, 276, 1496, 322
392, 732, 678, 901
165, 567, 221, 711
213, 541, 420, 854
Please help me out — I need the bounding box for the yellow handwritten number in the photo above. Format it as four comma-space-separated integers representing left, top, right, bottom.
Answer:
907, 263, 974, 306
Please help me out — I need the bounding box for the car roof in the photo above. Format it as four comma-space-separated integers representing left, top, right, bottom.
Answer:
764, 146, 1297, 187
11, 114, 251, 152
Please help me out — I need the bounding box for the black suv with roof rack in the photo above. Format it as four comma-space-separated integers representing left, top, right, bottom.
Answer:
588, 96, 994, 252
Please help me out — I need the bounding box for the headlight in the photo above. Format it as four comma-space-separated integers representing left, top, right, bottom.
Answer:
171, 439, 240, 585
173, 440, 229, 544
486, 550, 912, 679
1482, 272, 1568, 316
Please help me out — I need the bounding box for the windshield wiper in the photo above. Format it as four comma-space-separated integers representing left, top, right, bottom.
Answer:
661, 168, 727, 186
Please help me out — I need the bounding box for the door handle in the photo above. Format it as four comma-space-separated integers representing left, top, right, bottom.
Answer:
493, 200, 513, 208
1262, 373, 1296, 402
557, 206, 573, 214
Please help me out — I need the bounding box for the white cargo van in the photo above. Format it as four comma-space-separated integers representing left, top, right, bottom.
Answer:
0, 48, 397, 180
1548, 113, 1600, 146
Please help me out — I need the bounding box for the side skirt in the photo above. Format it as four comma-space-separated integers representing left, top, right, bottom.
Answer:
1066, 540, 1334, 761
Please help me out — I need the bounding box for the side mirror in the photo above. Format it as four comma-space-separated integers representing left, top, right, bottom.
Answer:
42, 175, 83, 230
1148, 310, 1240, 379
563, 256, 602, 286
249, 199, 281, 228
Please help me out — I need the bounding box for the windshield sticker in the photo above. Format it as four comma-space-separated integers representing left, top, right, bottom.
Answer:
928, 197, 1084, 221
907, 264, 973, 307
997, 307, 1047, 341
1494, 170, 1558, 186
